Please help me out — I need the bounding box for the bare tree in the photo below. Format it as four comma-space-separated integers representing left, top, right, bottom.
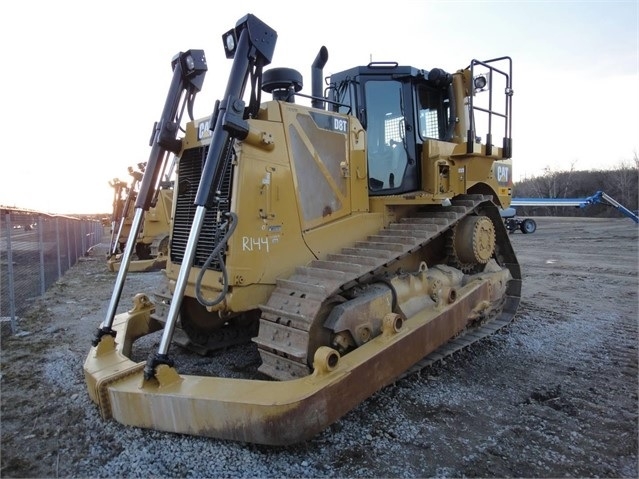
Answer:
608, 155, 639, 210
512, 155, 638, 218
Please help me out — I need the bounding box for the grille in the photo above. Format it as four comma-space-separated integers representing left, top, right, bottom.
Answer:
170, 145, 234, 269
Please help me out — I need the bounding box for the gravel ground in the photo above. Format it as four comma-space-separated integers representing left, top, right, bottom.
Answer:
1, 216, 637, 478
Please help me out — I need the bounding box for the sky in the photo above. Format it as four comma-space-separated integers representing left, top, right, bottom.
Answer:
1, 0, 637, 214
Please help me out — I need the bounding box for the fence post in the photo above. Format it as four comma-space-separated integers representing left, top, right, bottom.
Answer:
4, 213, 17, 334
38, 215, 45, 296
66, 219, 71, 270
73, 222, 79, 264
0, 215, 1, 316
56, 217, 62, 280
81, 221, 86, 255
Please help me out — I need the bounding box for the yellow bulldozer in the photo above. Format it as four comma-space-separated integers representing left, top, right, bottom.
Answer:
106, 175, 133, 258
106, 163, 174, 273
85, 13, 520, 445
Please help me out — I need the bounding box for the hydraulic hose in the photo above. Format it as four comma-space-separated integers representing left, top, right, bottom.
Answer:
194, 212, 238, 307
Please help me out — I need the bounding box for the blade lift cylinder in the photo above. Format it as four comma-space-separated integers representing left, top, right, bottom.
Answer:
144, 14, 277, 379
93, 50, 207, 346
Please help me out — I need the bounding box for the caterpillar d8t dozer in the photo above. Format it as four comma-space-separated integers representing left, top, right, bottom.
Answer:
85, 13, 520, 446
107, 166, 141, 259
106, 168, 174, 273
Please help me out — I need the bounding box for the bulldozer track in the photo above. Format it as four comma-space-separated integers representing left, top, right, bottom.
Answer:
254, 194, 521, 380
398, 314, 514, 380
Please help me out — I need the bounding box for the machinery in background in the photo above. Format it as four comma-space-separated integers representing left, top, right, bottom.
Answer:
502, 190, 638, 234
107, 167, 141, 257
107, 177, 129, 249
500, 207, 537, 234
106, 163, 175, 272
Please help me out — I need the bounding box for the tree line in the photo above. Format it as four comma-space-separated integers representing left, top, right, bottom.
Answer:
511, 153, 638, 218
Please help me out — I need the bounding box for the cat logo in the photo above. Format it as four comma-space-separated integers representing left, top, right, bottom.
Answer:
197, 119, 212, 140
494, 163, 512, 186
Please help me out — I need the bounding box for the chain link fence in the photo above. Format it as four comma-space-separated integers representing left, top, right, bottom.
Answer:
0, 208, 104, 334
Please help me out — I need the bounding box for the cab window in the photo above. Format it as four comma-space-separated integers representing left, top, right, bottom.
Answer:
417, 85, 448, 140
364, 80, 408, 190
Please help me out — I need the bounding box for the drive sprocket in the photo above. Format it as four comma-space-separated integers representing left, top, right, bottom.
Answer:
448, 215, 496, 273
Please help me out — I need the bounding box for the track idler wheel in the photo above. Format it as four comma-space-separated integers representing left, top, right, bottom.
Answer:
450, 215, 496, 273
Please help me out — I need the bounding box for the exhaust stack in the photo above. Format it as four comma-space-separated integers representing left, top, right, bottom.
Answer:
311, 46, 328, 109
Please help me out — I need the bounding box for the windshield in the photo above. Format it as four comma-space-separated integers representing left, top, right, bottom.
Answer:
364, 80, 408, 191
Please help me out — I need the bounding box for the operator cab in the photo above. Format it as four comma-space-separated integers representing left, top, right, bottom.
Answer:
327, 63, 455, 196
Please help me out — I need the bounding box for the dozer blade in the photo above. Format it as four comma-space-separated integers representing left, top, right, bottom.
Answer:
84, 273, 505, 446
106, 256, 167, 273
